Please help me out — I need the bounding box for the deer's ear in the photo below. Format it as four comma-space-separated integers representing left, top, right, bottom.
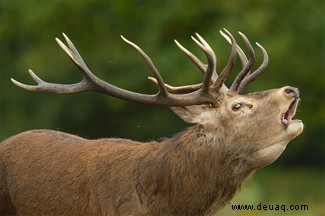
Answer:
170, 105, 213, 124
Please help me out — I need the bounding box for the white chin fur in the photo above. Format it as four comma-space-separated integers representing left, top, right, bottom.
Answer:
286, 120, 304, 137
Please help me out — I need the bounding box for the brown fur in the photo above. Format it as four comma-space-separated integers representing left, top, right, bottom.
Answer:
0, 87, 303, 215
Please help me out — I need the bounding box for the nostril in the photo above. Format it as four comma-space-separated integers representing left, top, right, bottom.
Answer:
284, 87, 299, 98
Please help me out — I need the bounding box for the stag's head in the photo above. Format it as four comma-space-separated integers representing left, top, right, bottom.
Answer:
172, 86, 302, 169
167, 30, 303, 169
11, 29, 303, 169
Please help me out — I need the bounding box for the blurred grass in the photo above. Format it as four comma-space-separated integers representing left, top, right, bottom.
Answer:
218, 168, 325, 216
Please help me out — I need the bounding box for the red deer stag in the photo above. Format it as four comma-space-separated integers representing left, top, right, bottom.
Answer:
0, 29, 303, 215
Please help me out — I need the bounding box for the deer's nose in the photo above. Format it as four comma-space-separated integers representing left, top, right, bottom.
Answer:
284, 87, 299, 99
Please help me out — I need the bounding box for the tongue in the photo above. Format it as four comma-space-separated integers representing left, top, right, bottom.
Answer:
285, 110, 293, 121
282, 110, 294, 125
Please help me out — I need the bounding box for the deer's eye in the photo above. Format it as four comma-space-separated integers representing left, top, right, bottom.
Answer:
232, 103, 242, 111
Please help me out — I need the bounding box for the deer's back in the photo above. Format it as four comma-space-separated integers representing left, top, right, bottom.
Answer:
0, 129, 156, 215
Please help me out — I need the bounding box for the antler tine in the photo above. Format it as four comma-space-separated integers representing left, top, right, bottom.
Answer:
229, 32, 256, 92
120, 36, 168, 96
193, 33, 216, 63
55, 36, 95, 81
61, 33, 88, 68
191, 33, 217, 95
237, 42, 269, 93
220, 30, 248, 66
11, 69, 45, 92
211, 29, 237, 91
174, 40, 206, 74
158, 34, 220, 94
148, 77, 202, 94
11, 69, 92, 94
11, 34, 98, 94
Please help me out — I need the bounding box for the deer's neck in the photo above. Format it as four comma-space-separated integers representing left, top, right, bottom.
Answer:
148, 125, 255, 214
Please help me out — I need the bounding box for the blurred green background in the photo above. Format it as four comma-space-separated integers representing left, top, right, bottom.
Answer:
0, 0, 324, 215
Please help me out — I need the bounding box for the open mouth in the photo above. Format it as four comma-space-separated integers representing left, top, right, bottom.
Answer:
281, 98, 300, 125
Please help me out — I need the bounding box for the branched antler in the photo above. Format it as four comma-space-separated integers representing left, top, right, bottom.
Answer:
12, 29, 268, 106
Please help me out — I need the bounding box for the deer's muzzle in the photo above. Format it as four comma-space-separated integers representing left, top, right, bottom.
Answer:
281, 89, 303, 136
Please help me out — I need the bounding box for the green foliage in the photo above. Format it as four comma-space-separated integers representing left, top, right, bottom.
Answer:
0, 0, 324, 169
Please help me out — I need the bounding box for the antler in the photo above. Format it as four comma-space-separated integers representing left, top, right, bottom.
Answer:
149, 29, 268, 94
11, 29, 268, 107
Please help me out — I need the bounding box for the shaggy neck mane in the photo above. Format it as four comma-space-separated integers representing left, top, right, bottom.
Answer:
141, 125, 255, 214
